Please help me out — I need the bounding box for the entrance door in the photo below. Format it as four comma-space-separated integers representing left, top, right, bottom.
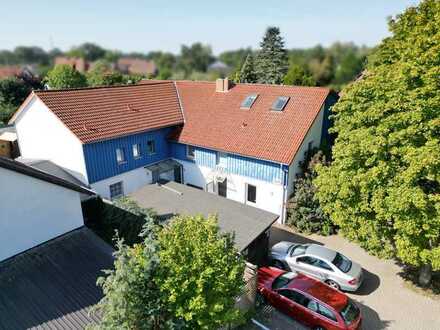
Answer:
174, 166, 182, 183
217, 178, 227, 197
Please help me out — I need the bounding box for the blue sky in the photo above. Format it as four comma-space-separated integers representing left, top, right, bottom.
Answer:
1, 1, 419, 54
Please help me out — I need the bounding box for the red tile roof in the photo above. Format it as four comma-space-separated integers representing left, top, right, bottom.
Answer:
170, 81, 330, 164
33, 82, 184, 143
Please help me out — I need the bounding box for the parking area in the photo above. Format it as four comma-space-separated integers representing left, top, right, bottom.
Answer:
247, 224, 440, 330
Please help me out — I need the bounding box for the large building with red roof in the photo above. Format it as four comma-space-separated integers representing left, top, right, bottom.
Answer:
10, 79, 337, 222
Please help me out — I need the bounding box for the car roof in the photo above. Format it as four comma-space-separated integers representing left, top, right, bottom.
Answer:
306, 244, 337, 262
289, 274, 348, 312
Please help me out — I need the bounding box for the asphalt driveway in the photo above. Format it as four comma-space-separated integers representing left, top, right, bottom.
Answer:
260, 224, 440, 330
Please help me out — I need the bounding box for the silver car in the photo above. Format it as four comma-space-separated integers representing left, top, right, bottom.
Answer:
269, 242, 363, 292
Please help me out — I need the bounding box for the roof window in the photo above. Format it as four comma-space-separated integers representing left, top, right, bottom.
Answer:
271, 96, 290, 111
240, 94, 258, 109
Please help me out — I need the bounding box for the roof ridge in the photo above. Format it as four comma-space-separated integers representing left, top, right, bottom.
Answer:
35, 81, 173, 94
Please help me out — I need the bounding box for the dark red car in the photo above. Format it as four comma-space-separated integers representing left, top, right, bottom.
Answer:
257, 267, 362, 330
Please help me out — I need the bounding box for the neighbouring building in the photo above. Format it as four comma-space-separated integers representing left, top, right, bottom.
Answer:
10, 78, 337, 223
116, 57, 157, 76
54, 56, 89, 72
0, 156, 94, 261
0, 126, 19, 158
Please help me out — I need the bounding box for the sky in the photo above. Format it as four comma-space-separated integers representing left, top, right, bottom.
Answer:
0, 0, 420, 54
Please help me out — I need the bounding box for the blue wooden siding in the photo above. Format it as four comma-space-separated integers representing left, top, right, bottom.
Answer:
171, 142, 284, 183
84, 127, 173, 183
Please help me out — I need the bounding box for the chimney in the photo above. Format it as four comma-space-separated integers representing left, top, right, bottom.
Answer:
215, 78, 230, 92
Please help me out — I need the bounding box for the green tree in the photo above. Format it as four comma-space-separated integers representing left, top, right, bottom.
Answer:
283, 64, 316, 86
255, 27, 289, 84
315, 0, 440, 285
45, 64, 88, 89
237, 54, 257, 83
67, 42, 106, 61
87, 60, 125, 87
287, 151, 335, 235
157, 215, 245, 329
178, 43, 215, 76
93, 221, 174, 330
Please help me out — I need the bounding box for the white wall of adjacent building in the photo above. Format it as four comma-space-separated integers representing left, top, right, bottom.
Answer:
0, 167, 84, 261
13, 96, 89, 184
175, 159, 285, 216
91, 166, 153, 199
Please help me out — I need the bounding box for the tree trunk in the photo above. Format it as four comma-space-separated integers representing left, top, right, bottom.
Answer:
418, 264, 432, 287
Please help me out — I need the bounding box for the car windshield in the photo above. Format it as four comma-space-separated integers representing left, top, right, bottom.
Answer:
340, 300, 360, 325
272, 272, 298, 290
332, 253, 352, 273
289, 244, 307, 256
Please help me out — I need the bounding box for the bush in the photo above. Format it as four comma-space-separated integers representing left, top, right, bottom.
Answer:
286, 150, 336, 235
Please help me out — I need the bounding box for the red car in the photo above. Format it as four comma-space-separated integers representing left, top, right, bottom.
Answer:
257, 267, 362, 330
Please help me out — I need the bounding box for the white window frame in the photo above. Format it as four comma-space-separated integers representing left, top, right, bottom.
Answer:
187, 145, 195, 160
216, 152, 228, 168
109, 181, 124, 199
246, 183, 257, 204
116, 148, 125, 164
132, 143, 141, 158
147, 140, 156, 155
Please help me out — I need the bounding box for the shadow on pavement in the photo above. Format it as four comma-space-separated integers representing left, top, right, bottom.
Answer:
355, 300, 393, 330
269, 225, 324, 248
352, 268, 381, 296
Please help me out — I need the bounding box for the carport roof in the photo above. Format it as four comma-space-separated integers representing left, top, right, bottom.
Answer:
129, 181, 279, 251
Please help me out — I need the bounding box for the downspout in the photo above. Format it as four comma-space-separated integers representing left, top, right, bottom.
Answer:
280, 163, 289, 224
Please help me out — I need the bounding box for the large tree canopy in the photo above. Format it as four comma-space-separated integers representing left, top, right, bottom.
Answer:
315, 0, 440, 279
45, 64, 88, 89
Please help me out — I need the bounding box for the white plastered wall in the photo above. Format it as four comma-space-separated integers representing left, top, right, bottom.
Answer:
13, 96, 88, 184
0, 167, 84, 261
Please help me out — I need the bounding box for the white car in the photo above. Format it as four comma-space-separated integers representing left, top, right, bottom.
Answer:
269, 242, 363, 292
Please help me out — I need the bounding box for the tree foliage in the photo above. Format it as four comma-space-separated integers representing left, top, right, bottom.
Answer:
315, 0, 440, 276
283, 64, 315, 86
67, 42, 106, 61
287, 151, 335, 235
237, 54, 257, 83
255, 26, 289, 84
157, 215, 245, 329
45, 64, 88, 89
87, 61, 125, 87
178, 43, 215, 76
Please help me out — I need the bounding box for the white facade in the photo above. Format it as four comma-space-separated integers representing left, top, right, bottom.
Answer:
91, 166, 153, 199
13, 96, 88, 184
0, 167, 84, 261
176, 159, 285, 216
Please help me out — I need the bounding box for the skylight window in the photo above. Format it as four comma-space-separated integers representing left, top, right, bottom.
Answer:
271, 96, 290, 111
240, 94, 258, 109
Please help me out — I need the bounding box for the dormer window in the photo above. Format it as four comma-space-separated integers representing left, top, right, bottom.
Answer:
271, 96, 290, 111
240, 94, 258, 109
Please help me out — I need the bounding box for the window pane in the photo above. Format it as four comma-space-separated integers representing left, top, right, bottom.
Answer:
318, 304, 337, 322
147, 140, 155, 154
187, 145, 195, 159
133, 144, 140, 158
109, 181, 123, 199
116, 148, 125, 163
240, 94, 258, 109
247, 184, 256, 203
271, 96, 290, 111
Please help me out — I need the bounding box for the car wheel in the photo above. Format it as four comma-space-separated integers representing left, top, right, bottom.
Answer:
325, 279, 340, 290
255, 292, 266, 309
273, 260, 285, 270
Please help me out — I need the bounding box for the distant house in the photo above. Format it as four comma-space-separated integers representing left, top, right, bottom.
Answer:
208, 60, 230, 75
0, 65, 37, 80
54, 56, 89, 72
0, 156, 94, 261
0, 126, 19, 158
116, 57, 157, 76
10, 78, 337, 223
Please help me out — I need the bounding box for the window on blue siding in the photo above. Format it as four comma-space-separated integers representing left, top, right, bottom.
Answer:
132, 144, 141, 158
116, 148, 125, 163
216, 152, 228, 168
147, 140, 156, 155
271, 96, 290, 111
240, 94, 258, 109
246, 184, 257, 203
187, 145, 195, 160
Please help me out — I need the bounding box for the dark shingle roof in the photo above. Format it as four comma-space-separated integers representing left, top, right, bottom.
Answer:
0, 156, 94, 195
0, 227, 114, 330
129, 181, 279, 251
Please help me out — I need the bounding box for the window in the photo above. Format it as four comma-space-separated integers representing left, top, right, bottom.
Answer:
316, 259, 333, 271
240, 94, 258, 109
272, 272, 298, 290
147, 140, 156, 155
297, 256, 333, 271
317, 304, 337, 322
247, 184, 257, 203
116, 148, 125, 163
187, 145, 195, 160
271, 96, 290, 111
279, 290, 310, 307
109, 181, 124, 199
332, 253, 352, 273
132, 144, 141, 158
